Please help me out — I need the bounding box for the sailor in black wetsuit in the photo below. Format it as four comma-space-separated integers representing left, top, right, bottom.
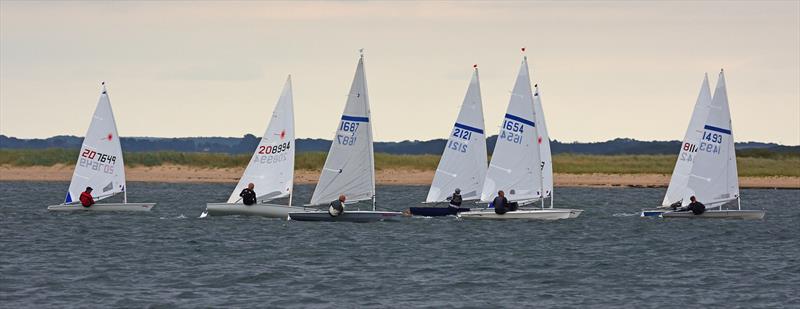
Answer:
493, 190, 509, 215
447, 188, 463, 208
239, 183, 257, 206
686, 196, 706, 215
677, 195, 706, 215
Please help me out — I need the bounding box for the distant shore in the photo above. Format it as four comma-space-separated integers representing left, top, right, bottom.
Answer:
1, 164, 798, 189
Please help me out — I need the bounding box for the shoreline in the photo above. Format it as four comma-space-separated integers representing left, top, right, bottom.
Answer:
1, 164, 798, 189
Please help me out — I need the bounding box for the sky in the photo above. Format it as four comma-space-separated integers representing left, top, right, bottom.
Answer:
1, 1, 798, 145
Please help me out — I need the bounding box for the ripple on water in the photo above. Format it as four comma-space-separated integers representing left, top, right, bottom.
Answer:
0, 182, 797, 307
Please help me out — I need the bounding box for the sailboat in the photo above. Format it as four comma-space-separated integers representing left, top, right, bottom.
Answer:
641, 74, 712, 217
658, 70, 764, 219
47, 83, 155, 212
409, 65, 487, 217
458, 52, 582, 220
287, 52, 403, 222
530, 84, 581, 218
203, 76, 310, 218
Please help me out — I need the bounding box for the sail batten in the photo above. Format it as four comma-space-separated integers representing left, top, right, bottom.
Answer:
425, 68, 488, 203
227, 76, 295, 204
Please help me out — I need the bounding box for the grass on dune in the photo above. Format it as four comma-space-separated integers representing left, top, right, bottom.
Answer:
0, 148, 798, 177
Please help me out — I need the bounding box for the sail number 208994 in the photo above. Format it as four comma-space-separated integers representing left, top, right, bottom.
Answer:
258, 142, 291, 155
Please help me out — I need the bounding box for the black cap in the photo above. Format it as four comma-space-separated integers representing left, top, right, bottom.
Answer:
86, 186, 93, 191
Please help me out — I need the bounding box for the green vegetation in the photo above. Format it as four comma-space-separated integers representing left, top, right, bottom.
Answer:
1, 148, 798, 177
551, 153, 800, 177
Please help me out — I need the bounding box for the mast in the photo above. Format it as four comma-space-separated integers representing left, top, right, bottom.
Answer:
533, 81, 545, 210
362, 49, 377, 211
524, 48, 546, 209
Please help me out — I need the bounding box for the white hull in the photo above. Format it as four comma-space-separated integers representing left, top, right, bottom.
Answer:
458, 208, 582, 220
204, 203, 313, 219
47, 203, 155, 212
288, 210, 404, 223
661, 209, 765, 219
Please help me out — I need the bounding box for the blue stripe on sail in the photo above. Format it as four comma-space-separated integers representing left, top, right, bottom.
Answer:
504, 113, 535, 127
454, 122, 484, 134
341, 115, 369, 122
704, 125, 731, 135
65, 192, 72, 203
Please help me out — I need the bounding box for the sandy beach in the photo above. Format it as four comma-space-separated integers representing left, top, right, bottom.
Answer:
1, 164, 797, 189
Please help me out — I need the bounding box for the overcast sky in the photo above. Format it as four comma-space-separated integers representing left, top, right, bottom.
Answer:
1, 1, 798, 144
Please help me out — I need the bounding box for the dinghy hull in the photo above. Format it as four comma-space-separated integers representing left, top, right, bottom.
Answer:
408, 206, 470, 217
288, 211, 404, 222
458, 208, 582, 220
661, 209, 765, 219
641, 209, 669, 217
204, 203, 312, 219
47, 203, 155, 212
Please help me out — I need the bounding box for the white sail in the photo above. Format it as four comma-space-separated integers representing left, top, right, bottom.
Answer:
480, 56, 542, 203
532, 85, 553, 203
426, 67, 488, 203
64, 83, 126, 204
685, 70, 739, 207
309, 55, 375, 206
227, 76, 295, 203
662, 74, 713, 206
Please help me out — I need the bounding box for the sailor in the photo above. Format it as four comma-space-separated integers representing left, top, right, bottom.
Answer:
239, 183, 257, 206
676, 196, 706, 215
493, 190, 509, 215
447, 188, 463, 208
329, 195, 346, 217
79, 187, 95, 208
686, 196, 706, 215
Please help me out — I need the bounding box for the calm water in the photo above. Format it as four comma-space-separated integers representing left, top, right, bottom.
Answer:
1, 181, 798, 308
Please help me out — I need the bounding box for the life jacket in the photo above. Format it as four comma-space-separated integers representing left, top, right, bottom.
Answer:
690, 202, 706, 215
240, 189, 257, 205
329, 200, 344, 217
493, 196, 508, 215
79, 192, 94, 207
450, 193, 463, 206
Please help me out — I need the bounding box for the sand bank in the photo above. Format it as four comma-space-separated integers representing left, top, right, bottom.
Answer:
1, 164, 797, 189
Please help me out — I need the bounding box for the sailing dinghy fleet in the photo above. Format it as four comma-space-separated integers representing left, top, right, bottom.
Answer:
458, 54, 582, 220
47, 50, 765, 221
